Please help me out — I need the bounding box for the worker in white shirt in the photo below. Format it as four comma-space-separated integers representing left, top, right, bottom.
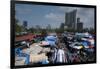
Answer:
56, 44, 66, 63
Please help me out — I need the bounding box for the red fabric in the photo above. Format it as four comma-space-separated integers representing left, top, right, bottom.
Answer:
15, 34, 35, 41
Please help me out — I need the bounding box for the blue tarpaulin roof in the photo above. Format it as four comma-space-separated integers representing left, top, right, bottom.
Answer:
45, 36, 57, 46
82, 41, 90, 46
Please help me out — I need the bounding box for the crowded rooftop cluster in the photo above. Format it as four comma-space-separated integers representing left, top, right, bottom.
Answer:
15, 32, 95, 66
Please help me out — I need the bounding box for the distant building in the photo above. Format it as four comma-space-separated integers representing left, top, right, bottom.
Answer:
65, 9, 77, 30
77, 18, 83, 32
77, 23, 83, 32
23, 21, 28, 32
23, 21, 28, 28
60, 23, 64, 29
77, 18, 80, 23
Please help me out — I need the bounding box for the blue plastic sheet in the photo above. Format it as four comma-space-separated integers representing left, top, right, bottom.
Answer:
45, 36, 57, 46
82, 41, 89, 47
41, 60, 49, 64
15, 48, 30, 64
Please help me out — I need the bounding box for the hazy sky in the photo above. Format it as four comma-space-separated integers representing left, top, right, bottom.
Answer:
15, 4, 95, 29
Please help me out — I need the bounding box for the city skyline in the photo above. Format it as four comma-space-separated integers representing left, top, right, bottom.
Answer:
15, 4, 95, 29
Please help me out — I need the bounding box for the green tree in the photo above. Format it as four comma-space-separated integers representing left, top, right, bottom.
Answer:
28, 27, 35, 33
41, 29, 47, 36
15, 19, 22, 33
